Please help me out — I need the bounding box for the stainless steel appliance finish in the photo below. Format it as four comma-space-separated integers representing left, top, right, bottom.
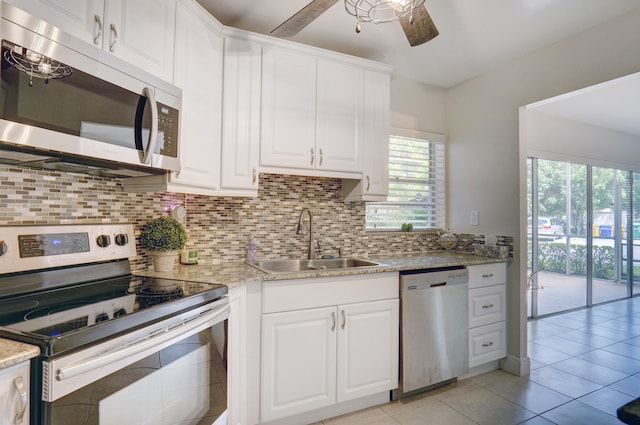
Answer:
0, 224, 228, 425
394, 266, 469, 399
0, 3, 181, 177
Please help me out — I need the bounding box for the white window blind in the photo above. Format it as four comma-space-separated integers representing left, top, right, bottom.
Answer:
366, 134, 445, 230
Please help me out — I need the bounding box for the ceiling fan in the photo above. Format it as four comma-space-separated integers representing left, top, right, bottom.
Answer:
270, 0, 439, 47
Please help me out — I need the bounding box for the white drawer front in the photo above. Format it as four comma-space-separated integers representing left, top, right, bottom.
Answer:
468, 263, 506, 288
469, 285, 506, 328
469, 321, 506, 367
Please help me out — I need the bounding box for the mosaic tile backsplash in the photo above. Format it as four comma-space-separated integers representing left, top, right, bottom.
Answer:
0, 164, 513, 272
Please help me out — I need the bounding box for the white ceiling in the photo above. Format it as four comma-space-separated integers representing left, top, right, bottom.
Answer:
196, 0, 640, 89
527, 72, 640, 137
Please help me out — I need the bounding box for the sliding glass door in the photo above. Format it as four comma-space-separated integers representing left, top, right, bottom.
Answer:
528, 160, 637, 318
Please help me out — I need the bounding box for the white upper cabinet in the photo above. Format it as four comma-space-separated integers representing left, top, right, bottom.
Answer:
260, 46, 318, 170
343, 70, 390, 201
316, 59, 364, 173
260, 45, 365, 177
5, 0, 176, 82
169, 0, 222, 191
220, 34, 261, 196
122, 0, 223, 195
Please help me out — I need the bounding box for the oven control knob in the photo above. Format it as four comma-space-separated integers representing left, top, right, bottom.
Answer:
0, 240, 7, 257
115, 233, 129, 246
96, 234, 111, 248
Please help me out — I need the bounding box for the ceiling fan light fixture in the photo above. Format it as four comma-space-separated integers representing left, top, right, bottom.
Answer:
344, 0, 425, 25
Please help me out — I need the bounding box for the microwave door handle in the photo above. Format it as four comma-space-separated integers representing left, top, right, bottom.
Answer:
135, 87, 159, 165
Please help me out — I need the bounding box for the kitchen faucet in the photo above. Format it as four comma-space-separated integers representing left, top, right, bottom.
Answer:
296, 208, 315, 259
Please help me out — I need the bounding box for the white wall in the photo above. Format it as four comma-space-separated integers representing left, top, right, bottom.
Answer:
524, 110, 640, 173
445, 7, 640, 375
390, 77, 446, 133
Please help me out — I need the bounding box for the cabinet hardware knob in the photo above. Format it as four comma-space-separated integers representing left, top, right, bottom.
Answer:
331, 312, 336, 331
13, 376, 27, 424
310, 148, 315, 166
109, 24, 118, 52
252, 167, 257, 184
341, 310, 346, 329
482, 341, 494, 347
319, 148, 323, 166
482, 273, 494, 278
482, 304, 494, 309
366, 175, 370, 191
93, 15, 103, 45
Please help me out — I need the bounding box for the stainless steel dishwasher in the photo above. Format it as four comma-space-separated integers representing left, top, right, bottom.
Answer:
393, 266, 469, 399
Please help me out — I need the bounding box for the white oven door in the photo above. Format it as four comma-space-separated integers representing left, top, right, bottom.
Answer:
42, 299, 229, 425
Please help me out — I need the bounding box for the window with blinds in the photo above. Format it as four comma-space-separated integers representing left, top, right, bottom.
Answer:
366, 134, 445, 230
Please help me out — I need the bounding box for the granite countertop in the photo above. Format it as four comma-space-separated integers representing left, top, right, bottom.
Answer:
134, 251, 508, 287
0, 338, 40, 369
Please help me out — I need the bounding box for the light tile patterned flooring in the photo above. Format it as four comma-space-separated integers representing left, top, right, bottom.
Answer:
318, 296, 640, 425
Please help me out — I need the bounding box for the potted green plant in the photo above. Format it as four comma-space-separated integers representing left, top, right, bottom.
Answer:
140, 216, 187, 272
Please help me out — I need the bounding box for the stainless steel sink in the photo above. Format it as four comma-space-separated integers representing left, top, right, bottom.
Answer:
246, 258, 385, 274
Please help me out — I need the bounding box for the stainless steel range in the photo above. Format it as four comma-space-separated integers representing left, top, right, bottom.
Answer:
0, 224, 229, 425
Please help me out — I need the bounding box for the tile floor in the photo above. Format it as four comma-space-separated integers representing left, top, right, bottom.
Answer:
318, 296, 640, 425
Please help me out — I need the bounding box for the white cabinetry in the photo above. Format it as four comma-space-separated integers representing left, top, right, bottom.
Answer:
343, 70, 390, 201
0, 361, 30, 425
6, 0, 176, 82
259, 45, 365, 177
220, 33, 261, 196
468, 263, 507, 368
260, 273, 399, 423
123, 0, 224, 195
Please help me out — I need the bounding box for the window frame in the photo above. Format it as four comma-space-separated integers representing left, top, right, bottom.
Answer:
365, 128, 446, 232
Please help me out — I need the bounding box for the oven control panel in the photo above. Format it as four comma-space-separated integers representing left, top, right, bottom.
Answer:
0, 223, 136, 273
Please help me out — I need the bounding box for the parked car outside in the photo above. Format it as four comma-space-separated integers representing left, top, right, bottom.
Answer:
528, 217, 564, 238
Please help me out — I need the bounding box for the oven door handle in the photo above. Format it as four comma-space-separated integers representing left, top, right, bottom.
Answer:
56, 304, 229, 382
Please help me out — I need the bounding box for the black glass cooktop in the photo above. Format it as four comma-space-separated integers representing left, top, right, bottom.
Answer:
0, 274, 227, 357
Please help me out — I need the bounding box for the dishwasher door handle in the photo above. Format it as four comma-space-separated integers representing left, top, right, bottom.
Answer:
430, 282, 447, 288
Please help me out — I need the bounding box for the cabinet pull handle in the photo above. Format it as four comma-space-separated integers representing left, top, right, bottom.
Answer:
341, 310, 346, 329
482, 273, 494, 278
252, 167, 257, 184
93, 15, 103, 45
366, 175, 370, 191
482, 341, 494, 347
13, 376, 27, 424
109, 23, 118, 52
482, 304, 494, 309
319, 148, 323, 166
310, 148, 315, 166
331, 312, 336, 331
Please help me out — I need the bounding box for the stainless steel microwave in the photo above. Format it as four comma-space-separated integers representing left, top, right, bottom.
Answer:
0, 3, 181, 177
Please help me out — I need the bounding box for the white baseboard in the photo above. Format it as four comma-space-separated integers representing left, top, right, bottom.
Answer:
500, 354, 531, 377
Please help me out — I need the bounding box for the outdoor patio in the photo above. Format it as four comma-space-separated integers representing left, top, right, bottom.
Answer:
528, 271, 640, 317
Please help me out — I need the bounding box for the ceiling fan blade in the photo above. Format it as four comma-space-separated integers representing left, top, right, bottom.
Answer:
399, 5, 439, 47
271, 0, 339, 37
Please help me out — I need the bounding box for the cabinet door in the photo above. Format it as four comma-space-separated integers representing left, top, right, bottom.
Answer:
362, 70, 390, 198
316, 60, 363, 173
337, 299, 399, 402
5, 0, 105, 46
0, 362, 30, 425
261, 307, 337, 422
104, 0, 176, 82
170, 1, 222, 191
260, 46, 317, 169
221, 36, 261, 194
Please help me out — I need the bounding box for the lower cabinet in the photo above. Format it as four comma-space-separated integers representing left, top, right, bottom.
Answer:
260, 273, 399, 423
467, 263, 507, 368
0, 361, 30, 425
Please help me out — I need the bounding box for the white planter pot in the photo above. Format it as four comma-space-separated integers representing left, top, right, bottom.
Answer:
151, 250, 177, 272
